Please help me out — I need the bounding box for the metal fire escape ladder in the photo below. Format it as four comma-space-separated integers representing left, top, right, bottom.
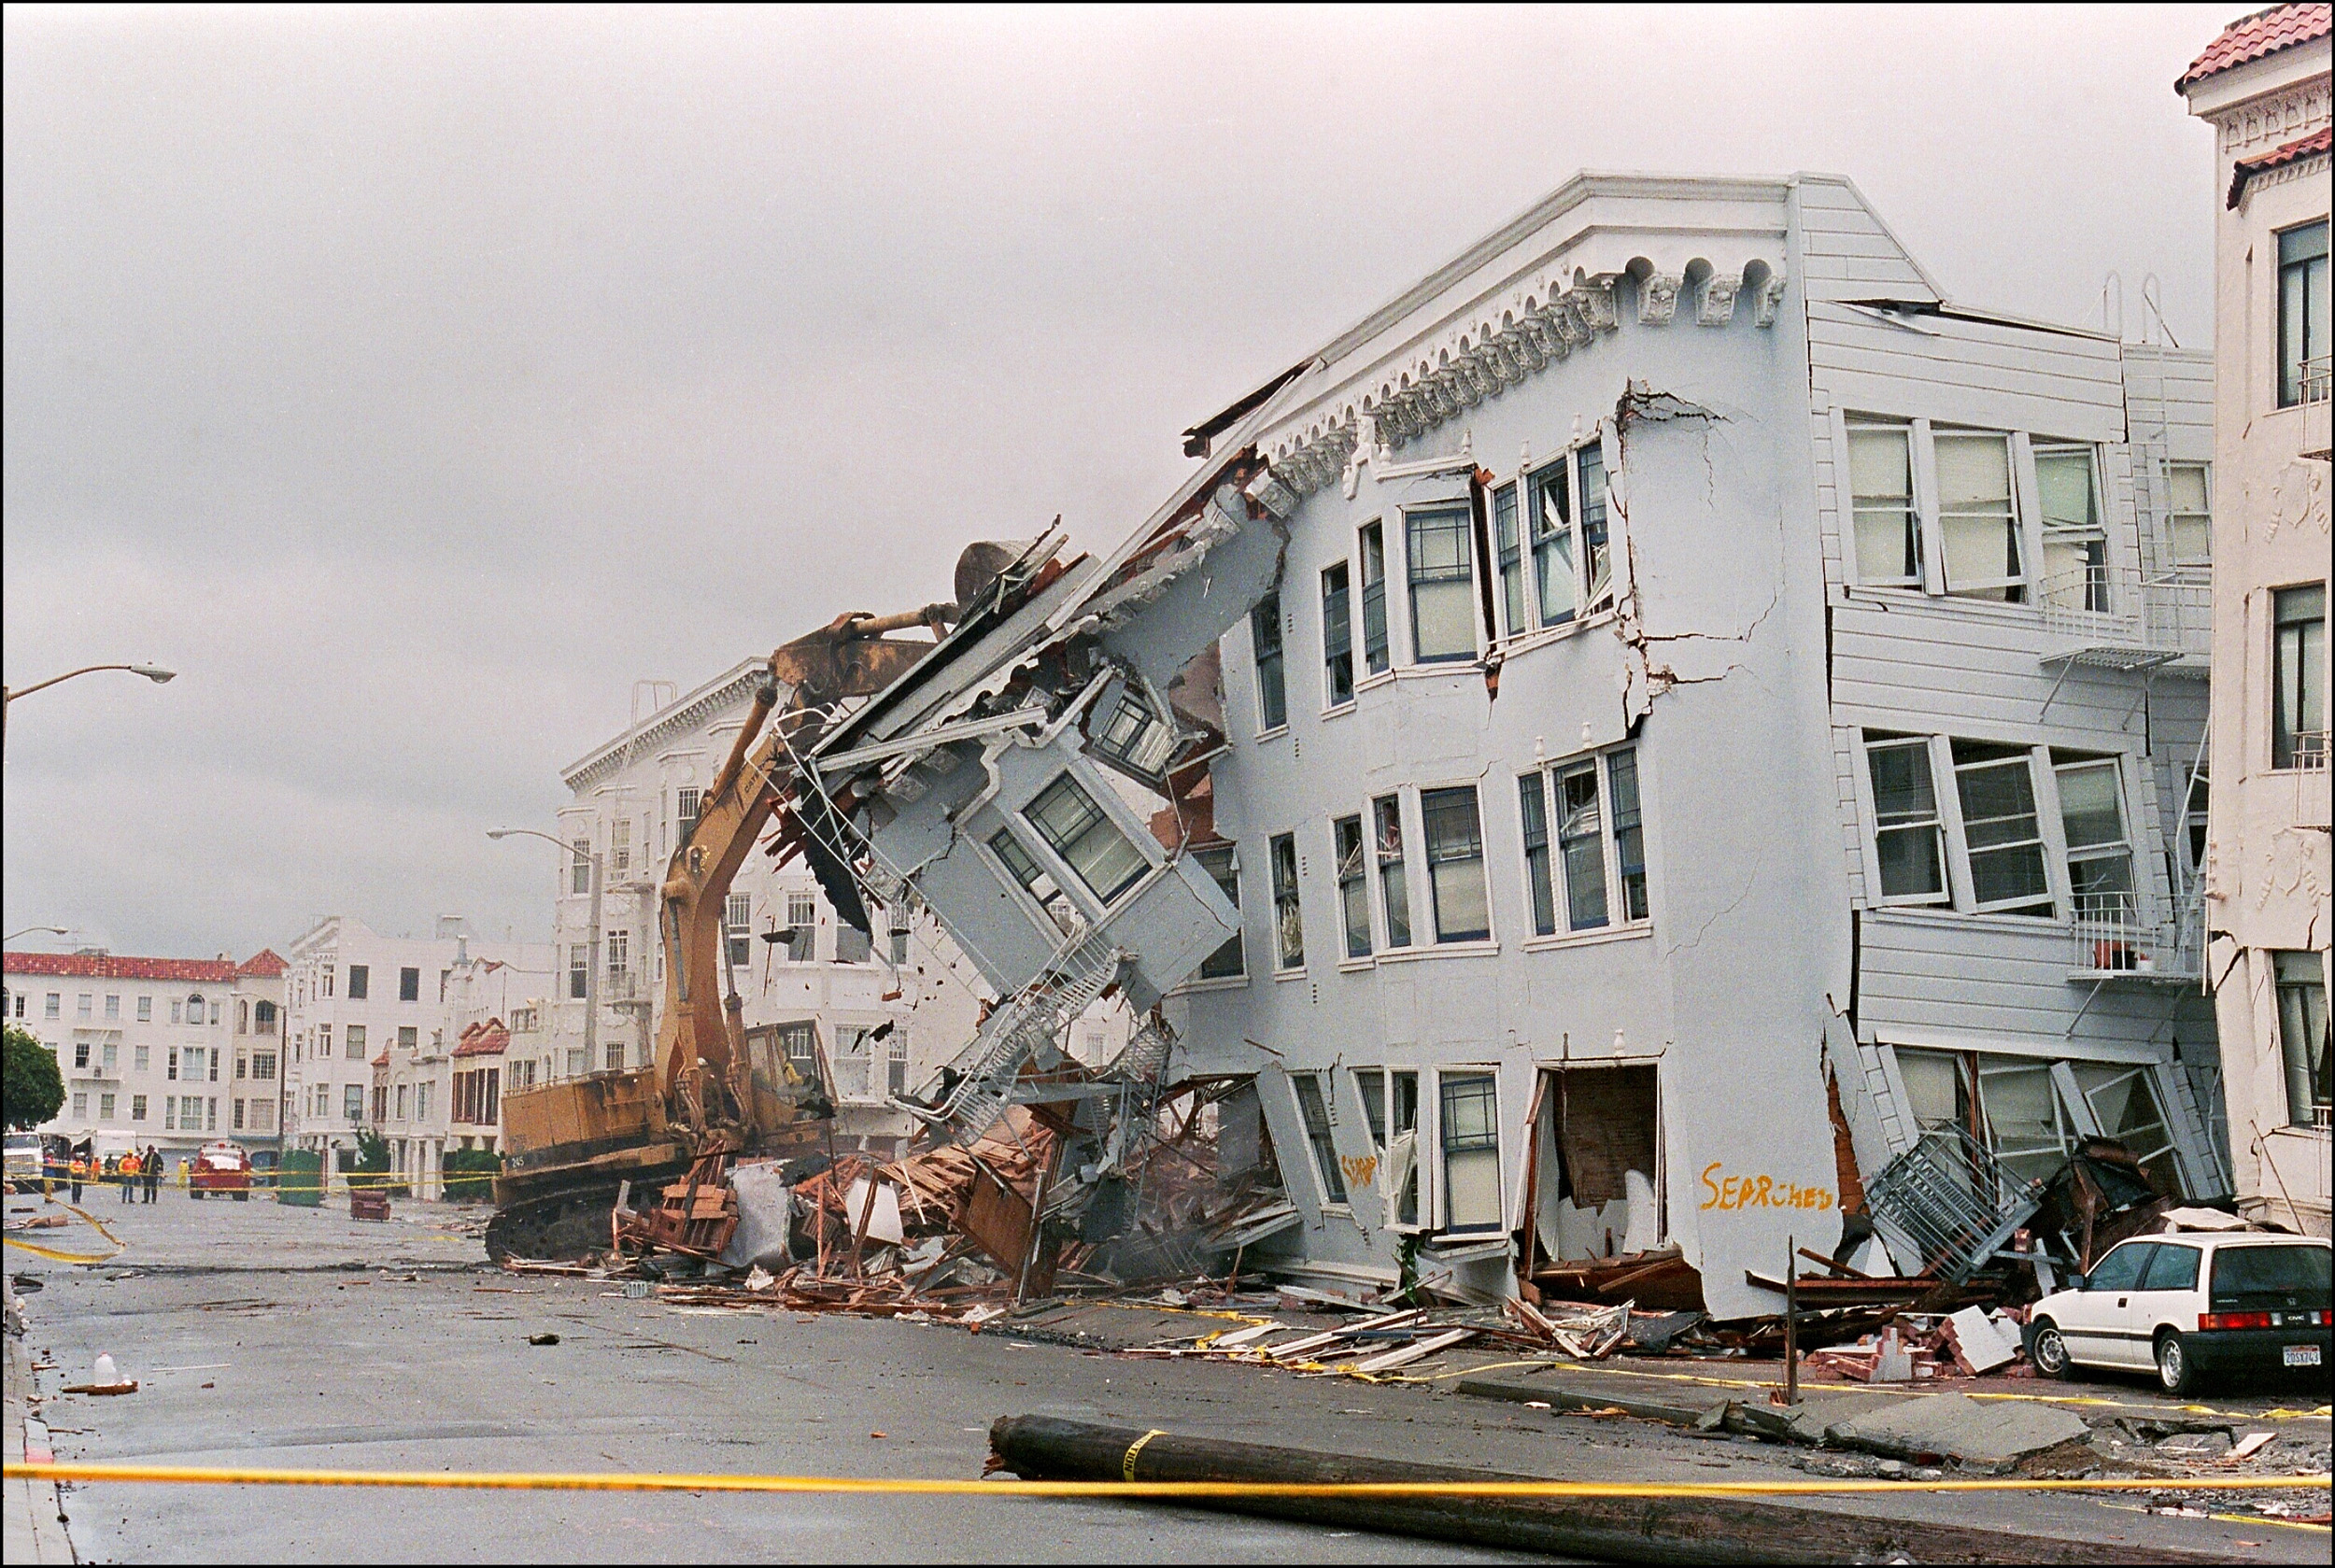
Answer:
897, 925, 1126, 1144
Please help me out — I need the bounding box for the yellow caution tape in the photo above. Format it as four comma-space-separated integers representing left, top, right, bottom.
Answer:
1121, 1429, 1165, 1481
4, 1462, 2327, 1500
2, 1202, 127, 1264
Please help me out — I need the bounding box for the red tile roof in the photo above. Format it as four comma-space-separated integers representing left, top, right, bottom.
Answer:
453, 1019, 510, 1058
2229, 124, 2334, 204
2179, 4, 2331, 92
4, 952, 237, 983
236, 949, 289, 979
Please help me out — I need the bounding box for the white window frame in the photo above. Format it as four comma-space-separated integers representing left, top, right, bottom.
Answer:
1845, 419, 1922, 589
1839, 416, 2043, 606
1356, 517, 1394, 683
2032, 442, 2112, 614
1320, 558, 1357, 713
1290, 1071, 1351, 1211
1430, 1064, 1506, 1234
1854, 731, 1952, 908
2165, 460, 2212, 568
1518, 745, 1650, 940
1249, 591, 1289, 737
1352, 1065, 1429, 1232
1400, 502, 1482, 666
1417, 782, 1495, 947
1268, 831, 1306, 975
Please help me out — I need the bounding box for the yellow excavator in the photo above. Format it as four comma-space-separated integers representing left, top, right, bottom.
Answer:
487, 602, 955, 1263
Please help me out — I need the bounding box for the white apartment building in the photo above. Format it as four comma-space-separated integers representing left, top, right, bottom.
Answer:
550, 662, 998, 1152
4, 948, 288, 1160
373, 944, 555, 1196
2181, 4, 2332, 1235
280, 915, 553, 1181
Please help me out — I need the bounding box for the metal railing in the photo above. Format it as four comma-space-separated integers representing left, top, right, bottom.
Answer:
2069, 890, 2203, 979
2038, 562, 2213, 657
2300, 354, 2332, 406
2277, 729, 2329, 771
1865, 1125, 2045, 1285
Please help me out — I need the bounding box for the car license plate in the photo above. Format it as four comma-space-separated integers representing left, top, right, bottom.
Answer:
2284, 1345, 2321, 1367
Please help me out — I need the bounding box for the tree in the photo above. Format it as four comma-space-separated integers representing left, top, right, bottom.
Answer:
4, 1025, 65, 1131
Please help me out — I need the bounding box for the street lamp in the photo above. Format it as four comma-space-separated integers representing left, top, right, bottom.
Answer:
3, 663, 177, 752
488, 827, 601, 1076
5, 926, 70, 944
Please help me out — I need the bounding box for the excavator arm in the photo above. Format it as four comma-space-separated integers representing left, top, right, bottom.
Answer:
654, 607, 955, 1145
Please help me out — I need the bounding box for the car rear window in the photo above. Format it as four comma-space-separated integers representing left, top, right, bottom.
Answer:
2212, 1245, 2332, 1297
2141, 1245, 2201, 1291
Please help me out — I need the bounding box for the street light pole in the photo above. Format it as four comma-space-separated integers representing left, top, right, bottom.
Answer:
3, 663, 176, 753
488, 828, 601, 1080
5, 926, 70, 945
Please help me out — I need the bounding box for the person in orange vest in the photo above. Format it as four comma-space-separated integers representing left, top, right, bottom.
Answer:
118, 1148, 141, 1203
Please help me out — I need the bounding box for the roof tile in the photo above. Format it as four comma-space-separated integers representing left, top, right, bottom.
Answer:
2179, 3, 2331, 92
4, 952, 240, 983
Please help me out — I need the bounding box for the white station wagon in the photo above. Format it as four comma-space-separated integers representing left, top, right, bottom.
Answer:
2027, 1233, 2331, 1395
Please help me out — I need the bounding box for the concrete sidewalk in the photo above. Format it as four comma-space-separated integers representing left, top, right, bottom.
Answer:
6, 1325, 78, 1564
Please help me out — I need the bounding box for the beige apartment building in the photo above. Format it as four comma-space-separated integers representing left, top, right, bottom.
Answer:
2181, 3, 2331, 1234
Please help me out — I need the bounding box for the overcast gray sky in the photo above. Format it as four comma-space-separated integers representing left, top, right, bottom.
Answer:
4, 3, 2235, 958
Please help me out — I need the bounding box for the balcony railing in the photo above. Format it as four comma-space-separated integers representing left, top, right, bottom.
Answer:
2300, 354, 2332, 406
2038, 562, 2212, 660
2277, 729, 2329, 772
2070, 891, 2203, 981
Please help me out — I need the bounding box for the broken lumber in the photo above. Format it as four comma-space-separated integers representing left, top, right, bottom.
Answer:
987, 1416, 2243, 1565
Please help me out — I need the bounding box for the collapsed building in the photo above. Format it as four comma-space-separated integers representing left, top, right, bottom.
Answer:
756, 172, 2233, 1318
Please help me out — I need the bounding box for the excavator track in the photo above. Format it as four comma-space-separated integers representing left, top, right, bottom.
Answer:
485, 1177, 673, 1264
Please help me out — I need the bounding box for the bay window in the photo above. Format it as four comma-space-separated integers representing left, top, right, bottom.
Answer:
1608, 749, 1647, 921
1373, 795, 1413, 948
1405, 506, 1479, 663
1492, 481, 1526, 636
991, 826, 1078, 935
1334, 815, 1372, 958
1519, 773, 1556, 936
1526, 441, 1612, 628
1250, 593, 1287, 732
1193, 844, 1244, 980
1437, 1070, 1503, 1231
1293, 1073, 1347, 1205
1026, 771, 1150, 906
1321, 563, 1354, 708
1270, 832, 1305, 971
1518, 746, 1650, 936
1420, 785, 1491, 943
1358, 521, 1391, 676
1557, 762, 1608, 930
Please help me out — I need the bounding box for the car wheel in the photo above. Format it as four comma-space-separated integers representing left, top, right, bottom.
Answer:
2029, 1320, 2073, 1379
234, 1192, 248, 1202
2155, 1330, 2199, 1396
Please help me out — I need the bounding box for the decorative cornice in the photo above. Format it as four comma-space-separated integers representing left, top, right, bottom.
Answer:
562, 660, 764, 793
1264, 257, 1784, 497
2210, 79, 2332, 152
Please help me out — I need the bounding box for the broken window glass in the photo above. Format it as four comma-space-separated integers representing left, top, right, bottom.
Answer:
1335, 814, 1372, 958
1392, 1068, 1422, 1225
2035, 446, 2107, 613
2072, 1062, 2183, 1197
1194, 844, 1244, 980
1557, 762, 1608, 931
1321, 561, 1354, 708
1493, 481, 1526, 636
1951, 741, 2051, 913
1864, 733, 1946, 902
1607, 749, 1648, 922
1374, 795, 1412, 948
1438, 1071, 1502, 1232
2274, 951, 2329, 1129
1406, 505, 1479, 663
2052, 753, 2132, 922
1422, 785, 1490, 943
1250, 593, 1287, 731
1270, 832, 1305, 970
990, 826, 1080, 936
1026, 771, 1150, 906
1294, 1073, 1347, 1205
1359, 521, 1391, 675
1518, 773, 1555, 937
2272, 584, 2326, 770
1934, 431, 2023, 602
1091, 684, 1175, 776
1531, 462, 1577, 627
1975, 1056, 2067, 1189
1578, 443, 1611, 613
1354, 1067, 1388, 1149
1847, 423, 1919, 586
